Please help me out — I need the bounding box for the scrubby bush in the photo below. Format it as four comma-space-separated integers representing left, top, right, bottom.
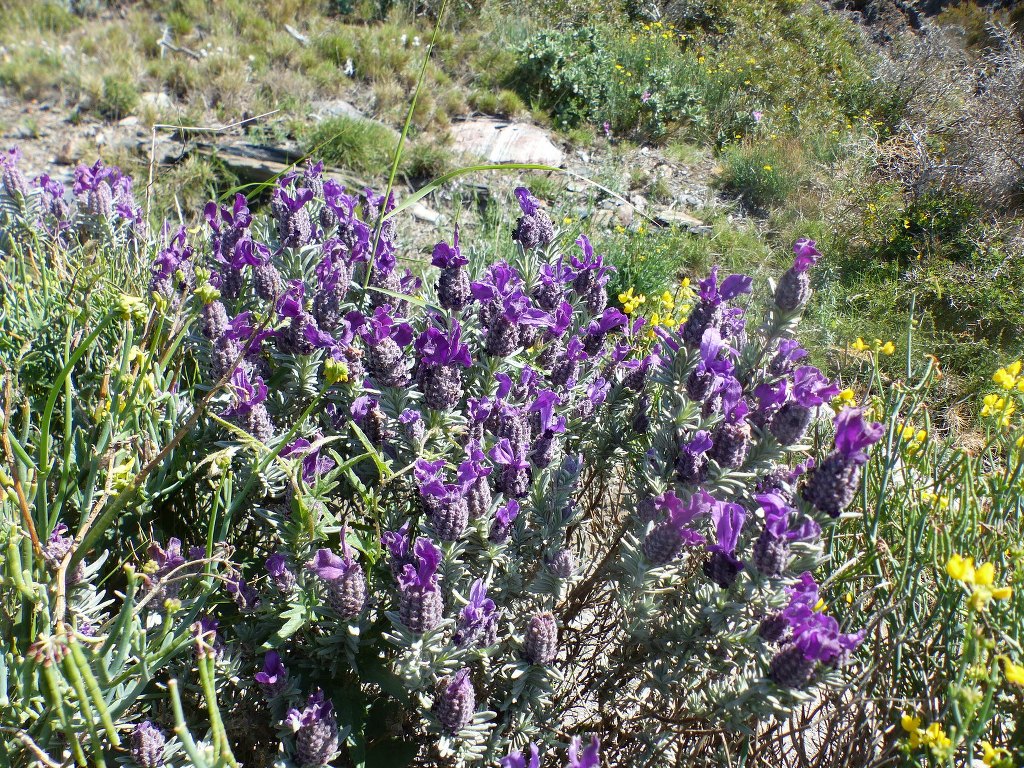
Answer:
302, 116, 397, 175
0, 149, 888, 767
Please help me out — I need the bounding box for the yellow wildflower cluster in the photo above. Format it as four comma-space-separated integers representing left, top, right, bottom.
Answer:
993, 360, 1024, 391
896, 423, 927, 456
901, 715, 953, 761
618, 288, 646, 315
920, 490, 949, 509
833, 388, 856, 408
980, 740, 1012, 767
851, 338, 895, 355
1004, 657, 1024, 686
946, 555, 1013, 611
982, 394, 1016, 428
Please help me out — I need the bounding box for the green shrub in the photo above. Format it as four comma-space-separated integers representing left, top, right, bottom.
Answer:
302, 116, 396, 175
509, 24, 703, 141
98, 75, 139, 120
717, 140, 801, 210
399, 141, 453, 180
467, 88, 526, 117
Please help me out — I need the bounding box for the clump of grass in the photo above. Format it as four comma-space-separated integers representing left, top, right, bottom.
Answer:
468, 88, 526, 117
717, 140, 802, 211
400, 141, 454, 180
302, 116, 396, 175
99, 76, 139, 120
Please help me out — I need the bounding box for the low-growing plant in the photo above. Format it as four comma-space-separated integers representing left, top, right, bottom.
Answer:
717, 140, 802, 211
302, 116, 397, 176
0, 150, 887, 767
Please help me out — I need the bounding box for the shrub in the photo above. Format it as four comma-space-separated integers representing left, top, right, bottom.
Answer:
717, 140, 802, 211
302, 116, 397, 175
0, 152, 882, 766
509, 23, 703, 141
99, 75, 140, 121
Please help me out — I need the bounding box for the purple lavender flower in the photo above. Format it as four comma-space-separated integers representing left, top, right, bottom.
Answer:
399, 408, 425, 444
397, 538, 444, 634
286, 690, 339, 768
266, 553, 297, 593
255, 651, 289, 697
435, 669, 475, 735
1, 147, 29, 201
752, 493, 821, 578
583, 308, 628, 356
642, 491, 709, 566
415, 458, 470, 542
460, 442, 493, 519
803, 408, 883, 517
432, 227, 471, 311
676, 430, 713, 484
686, 328, 735, 403
130, 721, 167, 768
550, 336, 588, 390
350, 395, 390, 446
567, 736, 601, 768
454, 578, 499, 647
775, 238, 821, 312
769, 339, 809, 377
382, 521, 413, 576
415, 320, 472, 410
490, 437, 532, 498
490, 499, 520, 543
523, 612, 558, 665
533, 260, 572, 311
769, 366, 840, 446
546, 548, 577, 579
273, 186, 315, 248
681, 268, 753, 347
226, 571, 261, 611
282, 433, 337, 485
502, 744, 542, 768
224, 366, 275, 443
307, 541, 367, 620
570, 235, 613, 314
512, 186, 554, 249
360, 305, 414, 388
703, 500, 746, 588
709, 396, 752, 469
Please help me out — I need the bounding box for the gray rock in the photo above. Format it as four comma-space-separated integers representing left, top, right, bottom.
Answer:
311, 99, 365, 121
140, 92, 173, 111
451, 118, 564, 167
591, 209, 614, 229
654, 209, 706, 232
615, 203, 634, 227
410, 202, 442, 224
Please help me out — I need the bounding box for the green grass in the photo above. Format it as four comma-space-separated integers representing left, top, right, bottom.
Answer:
302, 116, 397, 175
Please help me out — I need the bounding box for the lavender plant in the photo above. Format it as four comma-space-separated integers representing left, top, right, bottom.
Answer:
0, 147, 884, 768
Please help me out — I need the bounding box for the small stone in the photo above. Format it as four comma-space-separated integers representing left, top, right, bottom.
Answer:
591, 209, 614, 229
614, 203, 634, 227
119, 115, 140, 127
56, 140, 80, 165
140, 91, 173, 111
409, 202, 441, 224
310, 99, 365, 121
654, 209, 704, 229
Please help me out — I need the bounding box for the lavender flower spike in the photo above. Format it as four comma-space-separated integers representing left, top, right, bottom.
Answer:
775, 238, 821, 312
703, 500, 746, 588
803, 407, 883, 517
415, 320, 472, 410
502, 744, 542, 768
512, 186, 554, 249
567, 736, 601, 768
397, 537, 444, 633
255, 651, 289, 697
286, 690, 339, 768
432, 226, 471, 311
130, 721, 167, 768
436, 669, 476, 735
307, 539, 367, 620
455, 578, 499, 647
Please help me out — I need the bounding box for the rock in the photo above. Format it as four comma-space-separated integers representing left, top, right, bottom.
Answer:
654, 209, 706, 231
629, 193, 648, 211
676, 192, 703, 208
119, 115, 140, 128
140, 91, 173, 111
410, 202, 442, 225
451, 118, 564, 167
615, 203, 634, 227
591, 209, 614, 229
56, 140, 80, 165
310, 99, 365, 121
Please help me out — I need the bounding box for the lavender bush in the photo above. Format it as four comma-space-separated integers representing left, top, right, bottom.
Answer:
0, 152, 881, 767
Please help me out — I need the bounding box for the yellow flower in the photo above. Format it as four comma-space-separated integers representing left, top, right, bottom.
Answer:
900, 713, 921, 733
762, 164, 773, 172
1004, 658, 1024, 686
993, 360, 1023, 390
660, 291, 675, 310
981, 740, 1010, 767
834, 388, 856, 407
946, 554, 975, 583
878, 340, 896, 355
851, 337, 870, 352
